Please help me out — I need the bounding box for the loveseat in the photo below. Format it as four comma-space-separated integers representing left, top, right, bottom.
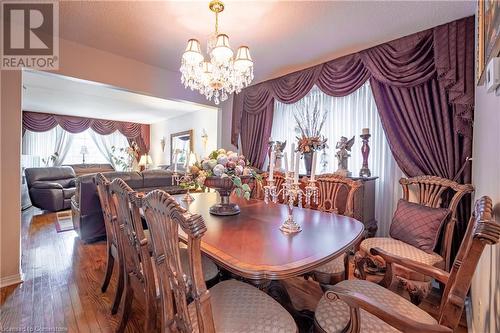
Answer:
25, 166, 76, 212
71, 169, 186, 242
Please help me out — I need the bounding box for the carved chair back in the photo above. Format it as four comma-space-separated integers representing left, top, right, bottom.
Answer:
95, 173, 118, 248
438, 196, 499, 329
141, 189, 215, 333
315, 174, 363, 216
255, 171, 287, 202
109, 178, 156, 318
400, 176, 474, 269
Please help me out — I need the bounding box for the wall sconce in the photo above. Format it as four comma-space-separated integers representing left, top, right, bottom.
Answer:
160, 136, 166, 152
201, 129, 208, 151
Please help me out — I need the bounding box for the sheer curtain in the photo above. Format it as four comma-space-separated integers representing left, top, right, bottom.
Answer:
271, 82, 403, 236
22, 125, 73, 166
89, 129, 129, 170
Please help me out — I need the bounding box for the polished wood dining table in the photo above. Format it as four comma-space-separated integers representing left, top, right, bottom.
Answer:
173, 192, 365, 282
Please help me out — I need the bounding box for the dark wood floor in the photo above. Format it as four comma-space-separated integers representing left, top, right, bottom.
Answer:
0, 207, 467, 332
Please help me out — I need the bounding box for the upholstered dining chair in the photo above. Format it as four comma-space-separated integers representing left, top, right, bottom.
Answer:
314, 196, 499, 333
95, 173, 123, 315
110, 178, 158, 333
253, 171, 287, 202
354, 175, 474, 304
308, 174, 363, 287
141, 189, 298, 333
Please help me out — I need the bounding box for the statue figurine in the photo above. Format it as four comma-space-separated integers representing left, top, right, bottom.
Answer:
271, 140, 287, 172
335, 136, 355, 176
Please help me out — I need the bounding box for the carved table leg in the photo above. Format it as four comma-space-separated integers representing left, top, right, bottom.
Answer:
353, 252, 372, 279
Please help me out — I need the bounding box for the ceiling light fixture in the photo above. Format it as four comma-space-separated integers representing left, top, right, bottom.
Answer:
180, 0, 254, 105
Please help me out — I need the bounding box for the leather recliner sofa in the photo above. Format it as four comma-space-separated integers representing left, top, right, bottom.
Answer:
25, 166, 77, 212
71, 169, 186, 242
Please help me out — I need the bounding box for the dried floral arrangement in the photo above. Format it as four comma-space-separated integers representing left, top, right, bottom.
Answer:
294, 102, 328, 153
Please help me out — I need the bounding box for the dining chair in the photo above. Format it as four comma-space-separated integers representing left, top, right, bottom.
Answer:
110, 178, 158, 333
308, 174, 363, 287
314, 196, 499, 333
254, 171, 287, 202
354, 175, 474, 304
95, 173, 124, 315
141, 189, 298, 333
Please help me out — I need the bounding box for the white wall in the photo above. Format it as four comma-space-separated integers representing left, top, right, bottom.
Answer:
470, 85, 500, 333
150, 109, 219, 166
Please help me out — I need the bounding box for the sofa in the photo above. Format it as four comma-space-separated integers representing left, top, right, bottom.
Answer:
25, 166, 77, 212
71, 169, 186, 242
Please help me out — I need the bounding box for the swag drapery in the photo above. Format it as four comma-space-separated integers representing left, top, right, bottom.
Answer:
232, 16, 474, 244
22, 111, 151, 154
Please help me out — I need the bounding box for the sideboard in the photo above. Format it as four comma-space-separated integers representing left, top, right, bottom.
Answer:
349, 176, 378, 237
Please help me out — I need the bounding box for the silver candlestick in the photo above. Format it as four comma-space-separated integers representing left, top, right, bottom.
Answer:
173, 171, 195, 202
263, 172, 318, 234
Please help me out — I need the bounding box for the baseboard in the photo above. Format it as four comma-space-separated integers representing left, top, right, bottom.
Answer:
0, 272, 24, 288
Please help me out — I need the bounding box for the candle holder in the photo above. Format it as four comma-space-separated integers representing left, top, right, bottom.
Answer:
263, 172, 318, 234
359, 133, 371, 177
173, 171, 195, 202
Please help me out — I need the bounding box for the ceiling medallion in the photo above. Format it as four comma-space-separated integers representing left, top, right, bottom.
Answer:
180, 0, 254, 105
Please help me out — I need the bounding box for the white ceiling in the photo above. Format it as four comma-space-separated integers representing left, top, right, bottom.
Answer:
58, 1, 475, 84
22, 70, 217, 124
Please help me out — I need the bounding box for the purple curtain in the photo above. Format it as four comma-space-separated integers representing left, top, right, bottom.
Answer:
232, 16, 474, 171
22, 111, 151, 154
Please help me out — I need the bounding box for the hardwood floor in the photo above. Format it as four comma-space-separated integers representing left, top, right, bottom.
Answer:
1, 207, 468, 332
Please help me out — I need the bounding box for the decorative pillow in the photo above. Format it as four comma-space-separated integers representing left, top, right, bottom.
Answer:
389, 199, 450, 253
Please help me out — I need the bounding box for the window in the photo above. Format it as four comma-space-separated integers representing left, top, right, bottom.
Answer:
270, 82, 403, 236
63, 130, 108, 164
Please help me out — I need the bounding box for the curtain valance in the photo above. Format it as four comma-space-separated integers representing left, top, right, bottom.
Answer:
22, 111, 150, 153
232, 16, 474, 169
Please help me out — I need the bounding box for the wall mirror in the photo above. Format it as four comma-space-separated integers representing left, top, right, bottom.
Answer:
170, 129, 193, 167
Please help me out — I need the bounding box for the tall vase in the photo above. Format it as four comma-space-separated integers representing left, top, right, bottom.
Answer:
303, 152, 313, 175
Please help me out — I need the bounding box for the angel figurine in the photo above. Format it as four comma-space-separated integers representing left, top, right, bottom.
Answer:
335, 136, 355, 176
272, 140, 287, 172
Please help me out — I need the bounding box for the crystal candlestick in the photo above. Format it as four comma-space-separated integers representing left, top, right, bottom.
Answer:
173, 171, 195, 202
263, 172, 318, 234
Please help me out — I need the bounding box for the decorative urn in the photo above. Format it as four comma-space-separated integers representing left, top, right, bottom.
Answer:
204, 175, 253, 216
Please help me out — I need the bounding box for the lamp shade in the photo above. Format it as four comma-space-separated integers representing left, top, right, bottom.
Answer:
234, 46, 253, 72
211, 34, 233, 63
80, 145, 89, 155
139, 154, 153, 166
182, 39, 204, 65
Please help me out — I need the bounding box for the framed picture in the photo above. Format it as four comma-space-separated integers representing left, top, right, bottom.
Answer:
170, 129, 193, 167
477, 0, 500, 84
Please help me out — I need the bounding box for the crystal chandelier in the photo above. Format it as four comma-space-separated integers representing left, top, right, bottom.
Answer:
180, 0, 254, 105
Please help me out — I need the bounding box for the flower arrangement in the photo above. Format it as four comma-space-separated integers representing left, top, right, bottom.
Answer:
294, 101, 328, 153
191, 148, 261, 200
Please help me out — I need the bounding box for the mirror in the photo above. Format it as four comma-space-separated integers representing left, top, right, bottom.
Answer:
170, 130, 193, 168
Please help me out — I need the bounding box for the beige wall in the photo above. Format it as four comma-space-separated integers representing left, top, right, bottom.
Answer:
0, 38, 236, 286
0, 70, 23, 286
470, 85, 500, 333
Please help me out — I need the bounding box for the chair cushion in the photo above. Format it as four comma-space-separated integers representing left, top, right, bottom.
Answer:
189, 279, 297, 333
314, 280, 437, 333
314, 254, 346, 274
360, 237, 444, 267
389, 199, 449, 252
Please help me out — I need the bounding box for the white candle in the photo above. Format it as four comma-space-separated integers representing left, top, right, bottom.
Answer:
310, 151, 317, 181
283, 152, 289, 175
268, 151, 275, 181
173, 152, 178, 172
362, 128, 370, 135
294, 152, 300, 183
184, 150, 190, 168
290, 143, 296, 171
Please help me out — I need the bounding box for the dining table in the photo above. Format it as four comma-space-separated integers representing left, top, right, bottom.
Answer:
171, 191, 365, 330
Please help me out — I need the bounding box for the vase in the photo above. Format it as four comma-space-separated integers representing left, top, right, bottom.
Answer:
303, 152, 313, 175
204, 176, 252, 216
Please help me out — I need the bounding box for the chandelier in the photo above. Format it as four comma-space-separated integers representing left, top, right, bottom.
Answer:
180, 0, 254, 105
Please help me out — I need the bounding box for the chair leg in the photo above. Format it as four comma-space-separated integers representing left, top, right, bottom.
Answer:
378, 262, 393, 288
111, 258, 125, 315
116, 276, 134, 333
101, 245, 115, 293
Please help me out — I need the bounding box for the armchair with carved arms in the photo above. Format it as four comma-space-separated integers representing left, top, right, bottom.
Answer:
314, 196, 499, 333
354, 175, 474, 304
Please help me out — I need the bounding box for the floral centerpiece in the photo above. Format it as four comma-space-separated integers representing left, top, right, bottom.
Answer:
294, 102, 328, 174
191, 148, 261, 215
